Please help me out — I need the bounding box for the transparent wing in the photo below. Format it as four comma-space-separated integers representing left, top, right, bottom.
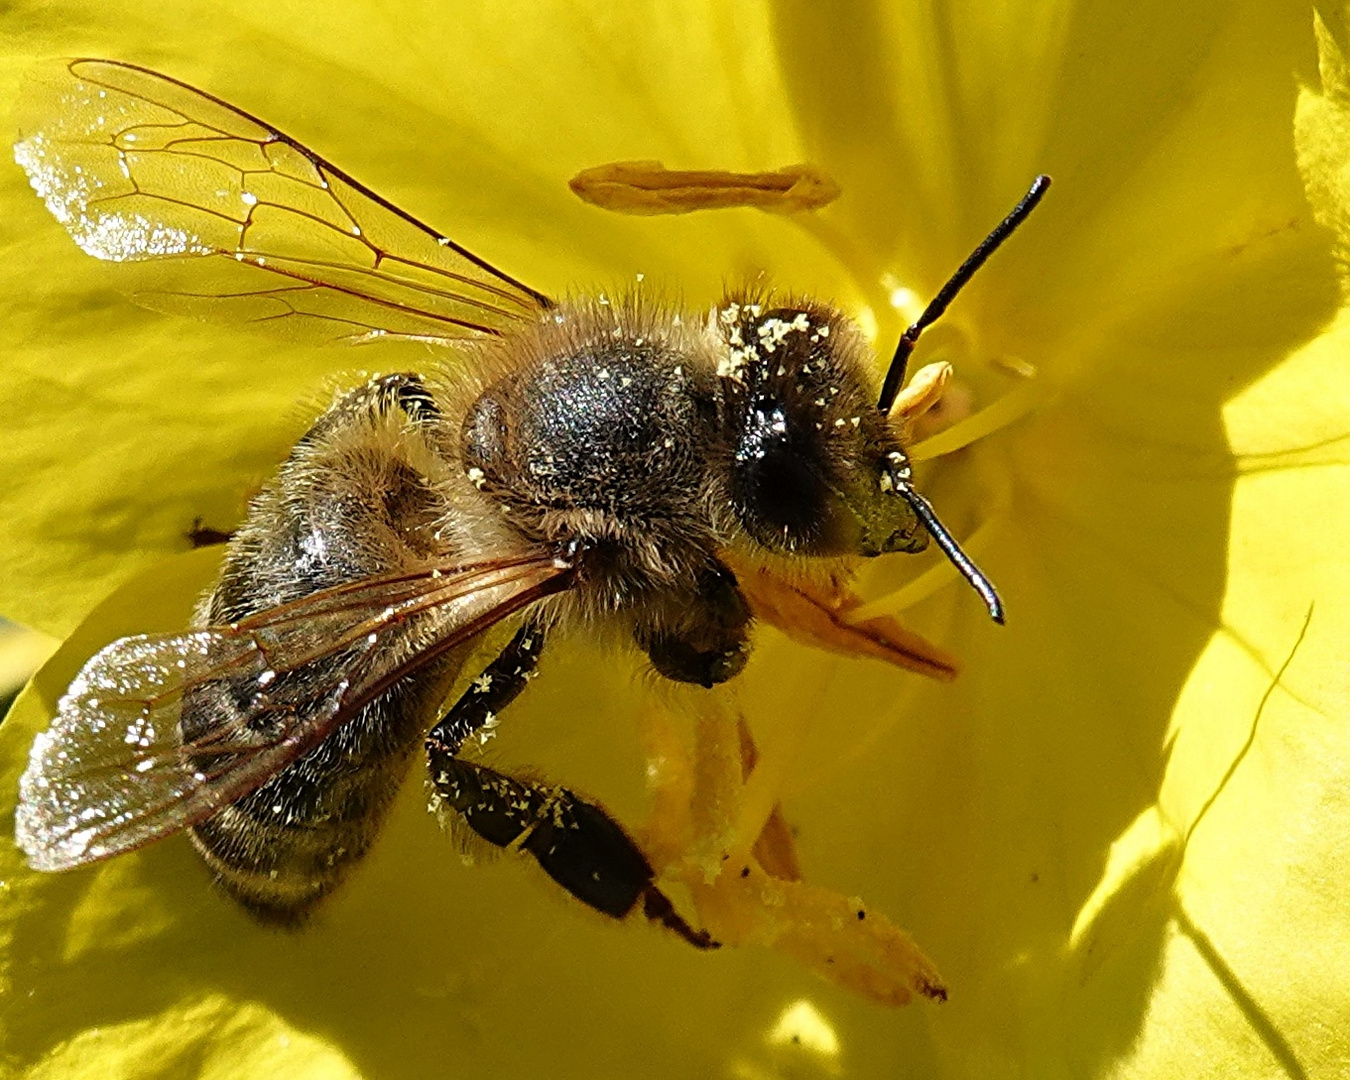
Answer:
16, 552, 574, 871
13, 58, 551, 345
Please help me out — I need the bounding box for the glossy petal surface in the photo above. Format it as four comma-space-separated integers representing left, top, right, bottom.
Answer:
2, 2, 1347, 1078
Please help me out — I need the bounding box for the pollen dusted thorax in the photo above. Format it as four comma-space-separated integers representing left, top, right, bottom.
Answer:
459, 297, 925, 682
461, 302, 725, 579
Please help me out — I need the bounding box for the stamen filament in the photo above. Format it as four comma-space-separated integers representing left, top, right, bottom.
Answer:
909, 381, 1049, 461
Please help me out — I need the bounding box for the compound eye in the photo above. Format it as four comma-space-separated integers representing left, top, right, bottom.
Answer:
731, 395, 857, 554
736, 446, 833, 550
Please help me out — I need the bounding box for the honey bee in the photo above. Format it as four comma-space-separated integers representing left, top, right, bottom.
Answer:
12, 59, 1048, 946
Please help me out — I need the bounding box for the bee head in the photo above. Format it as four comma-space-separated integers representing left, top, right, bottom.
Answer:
715, 297, 1003, 622
714, 299, 928, 561
715, 176, 1051, 624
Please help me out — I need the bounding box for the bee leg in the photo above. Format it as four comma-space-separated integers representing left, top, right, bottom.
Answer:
425, 624, 715, 949
187, 517, 235, 548
429, 753, 716, 950
425, 621, 546, 754
635, 559, 752, 688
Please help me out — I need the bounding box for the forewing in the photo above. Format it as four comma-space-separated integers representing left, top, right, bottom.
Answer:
16, 554, 573, 871
13, 58, 551, 345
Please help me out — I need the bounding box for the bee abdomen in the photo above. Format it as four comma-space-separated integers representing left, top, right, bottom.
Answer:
185, 374, 459, 923
188, 690, 427, 924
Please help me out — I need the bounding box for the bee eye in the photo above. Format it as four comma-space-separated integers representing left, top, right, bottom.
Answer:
730, 395, 841, 552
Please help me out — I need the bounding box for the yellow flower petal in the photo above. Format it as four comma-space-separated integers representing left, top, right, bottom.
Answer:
24, 995, 361, 1079
4, 1, 1349, 1078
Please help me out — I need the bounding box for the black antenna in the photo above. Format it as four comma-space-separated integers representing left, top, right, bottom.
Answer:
875, 174, 1051, 624
877, 175, 1051, 415
895, 480, 1005, 624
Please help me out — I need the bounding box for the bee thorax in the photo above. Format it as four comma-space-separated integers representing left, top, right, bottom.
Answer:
461, 328, 723, 555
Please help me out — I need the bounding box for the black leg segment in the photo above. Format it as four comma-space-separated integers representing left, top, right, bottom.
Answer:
427, 754, 715, 949
187, 517, 235, 548
424, 624, 713, 947
635, 559, 752, 688
426, 622, 546, 755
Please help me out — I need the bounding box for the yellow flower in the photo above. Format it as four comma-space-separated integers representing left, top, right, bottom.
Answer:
2, 0, 1347, 1077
